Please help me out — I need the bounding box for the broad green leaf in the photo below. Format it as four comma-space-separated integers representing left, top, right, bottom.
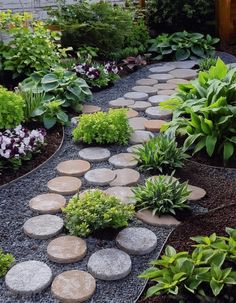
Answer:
206, 135, 217, 157
175, 49, 190, 61
223, 141, 234, 162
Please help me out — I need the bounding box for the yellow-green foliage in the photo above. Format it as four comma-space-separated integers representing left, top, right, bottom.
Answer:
0, 250, 15, 277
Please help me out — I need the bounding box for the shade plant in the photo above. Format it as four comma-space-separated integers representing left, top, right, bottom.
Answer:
0, 250, 14, 278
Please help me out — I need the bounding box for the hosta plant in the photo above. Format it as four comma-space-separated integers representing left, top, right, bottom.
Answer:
133, 175, 190, 215
0, 250, 15, 278
63, 190, 135, 237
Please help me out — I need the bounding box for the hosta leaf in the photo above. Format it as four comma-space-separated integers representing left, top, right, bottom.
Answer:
175, 49, 190, 61
223, 141, 234, 162
206, 135, 217, 157
191, 45, 205, 58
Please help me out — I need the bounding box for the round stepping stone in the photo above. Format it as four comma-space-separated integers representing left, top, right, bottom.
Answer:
124, 91, 148, 101
129, 101, 151, 112
5, 261, 52, 295
132, 86, 157, 96
144, 119, 165, 132
29, 193, 66, 214
136, 78, 158, 86
158, 89, 176, 96
127, 144, 142, 153
145, 106, 172, 119
109, 153, 138, 168
116, 227, 157, 255
148, 73, 174, 82
105, 187, 135, 204
52, 270, 96, 302
79, 147, 110, 162
85, 168, 115, 185
149, 65, 175, 73
154, 83, 177, 90
167, 78, 189, 84
47, 176, 81, 195
126, 108, 139, 118
109, 98, 135, 108
129, 117, 148, 130
170, 68, 197, 80
169, 60, 197, 69
82, 104, 101, 114
148, 95, 170, 105
130, 130, 154, 144
110, 168, 140, 186
56, 160, 90, 177
88, 248, 131, 281
188, 185, 206, 201
47, 235, 87, 263
23, 215, 64, 239
136, 210, 181, 226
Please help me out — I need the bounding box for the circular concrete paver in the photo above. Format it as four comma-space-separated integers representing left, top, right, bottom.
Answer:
29, 193, 66, 214
168, 60, 197, 69
82, 105, 101, 114
47, 176, 81, 195
145, 106, 172, 119
109, 98, 135, 108
51, 270, 96, 302
136, 210, 180, 226
167, 78, 189, 84
154, 83, 177, 90
132, 86, 157, 96
149, 65, 175, 73
126, 108, 139, 118
105, 187, 135, 204
5, 261, 52, 295
158, 89, 176, 96
136, 78, 158, 86
188, 185, 206, 201
130, 130, 154, 144
148, 73, 174, 82
148, 95, 170, 105
56, 160, 90, 177
129, 101, 152, 112
88, 248, 132, 281
79, 147, 110, 162
169, 68, 197, 80
129, 117, 148, 130
110, 168, 140, 186
127, 144, 142, 153
85, 168, 115, 185
124, 91, 148, 101
109, 153, 138, 168
144, 119, 166, 132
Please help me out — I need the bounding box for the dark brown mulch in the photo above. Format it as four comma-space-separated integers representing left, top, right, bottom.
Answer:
0, 125, 63, 186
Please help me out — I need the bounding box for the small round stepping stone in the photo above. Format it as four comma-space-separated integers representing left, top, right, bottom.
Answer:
109, 153, 138, 168
154, 83, 177, 90
110, 168, 140, 186
5, 261, 52, 295
23, 215, 64, 239
136, 210, 181, 226
47, 235, 87, 263
129, 101, 151, 112
167, 78, 189, 84
170, 68, 197, 80
47, 176, 81, 195
127, 144, 142, 153
85, 168, 115, 185
145, 106, 172, 119
169, 60, 196, 69
105, 187, 135, 204
132, 86, 157, 96
82, 104, 101, 114
56, 159, 90, 177
52, 270, 96, 302
130, 130, 154, 144
158, 89, 176, 96
29, 193, 66, 214
126, 108, 139, 118
116, 227, 157, 255
144, 119, 165, 132
79, 147, 110, 162
188, 185, 206, 201
148, 95, 170, 105
149, 65, 175, 73
88, 248, 131, 281
136, 78, 158, 86
124, 91, 148, 101
148, 73, 174, 82
109, 98, 135, 108
129, 117, 148, 130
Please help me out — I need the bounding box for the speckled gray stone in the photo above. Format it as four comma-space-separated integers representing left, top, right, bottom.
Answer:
127, 144, 142, 153
168, 60, 197, 69
148, 95, 170, 105
47, 176, 82, 195
129, 101, 151, 112
154, 83, 177, 90
56, 159, 90, 177
149, 65, 175, 73
136, 78, 158, 86
109, 153, 138, 168
130, 130, 154, 144
145, 106, 172, 119
124, 91, 148, 101
105, 187, 136, 204
79, 147, 110, 162
136, 210, 181, 226
148, 73, 174, 82
132, 85, 157, 96
84, 168, 116, 185
110, 168, 140, 186
29, 193, 66, 214
167, 78, 189, 84
169, 68, 197, 80
129, 117, 148, 130
188, 185, 206, 201
158, 89, 176, 96
109, 98, 135, 108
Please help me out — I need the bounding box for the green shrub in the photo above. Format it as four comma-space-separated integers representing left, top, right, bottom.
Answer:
133, 175, 190, 215
198, 56, 218, 71
20, 91, 45, 121
0, 250, 15, 277
134, 134, 188, 173
63, 190, 135, 237
73, 109, 132, 145
0, 87, 25, 129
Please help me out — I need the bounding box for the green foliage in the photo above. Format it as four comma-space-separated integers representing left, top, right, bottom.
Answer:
134, 134, 188, 173
20, 91, 45, 121
0, 250, 15, 278
198, 57, 218, 71
73, 109, 132, 145
148, 31, 219, 61
133, 175, 190, 215
63, 190, 135, 237
0, 86, 24, 129
139, 228, 236, 299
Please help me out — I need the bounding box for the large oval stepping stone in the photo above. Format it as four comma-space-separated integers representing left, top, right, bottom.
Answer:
109, 153, 138, 168
5, 261, 52, 295
144, 119, 165, 132
136, 210, 180, 226
145, 106, 172, 119
149, 64, 175, 73
136, 78, 158, 86
85, 168, 115, 185
52, 270, 96, 302
132, 85, 157, 96
48, 176, 81, 195
148, 73, 174, 82
170, 68, 197, 80
129, 117, 148, 130
82, 104, 101, 114
29, 193, 66, 214
126, 108, 139, 118
47, 235, 87, 263
127, 144, 142, 153
56, 160, 90, 177
109, 98, 134, 108
129, 101, 151, 112
110, 168, 140, 186
188, 185, 206, 201
116, 227, 157, 255
79, 147, 110, 162
124, 91, 148, 101
158, 89, 176, 96
105, 187, 135, 204
167, 78, 189, 84
169, 60, 196, 69
130, 130, 154, 144
154, 83, 177, 90
23, 215, 64, 239
148, 95, 170, 105
88, 248, 132, 281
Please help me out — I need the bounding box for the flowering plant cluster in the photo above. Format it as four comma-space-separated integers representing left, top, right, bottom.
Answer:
0, 125, 46, 170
